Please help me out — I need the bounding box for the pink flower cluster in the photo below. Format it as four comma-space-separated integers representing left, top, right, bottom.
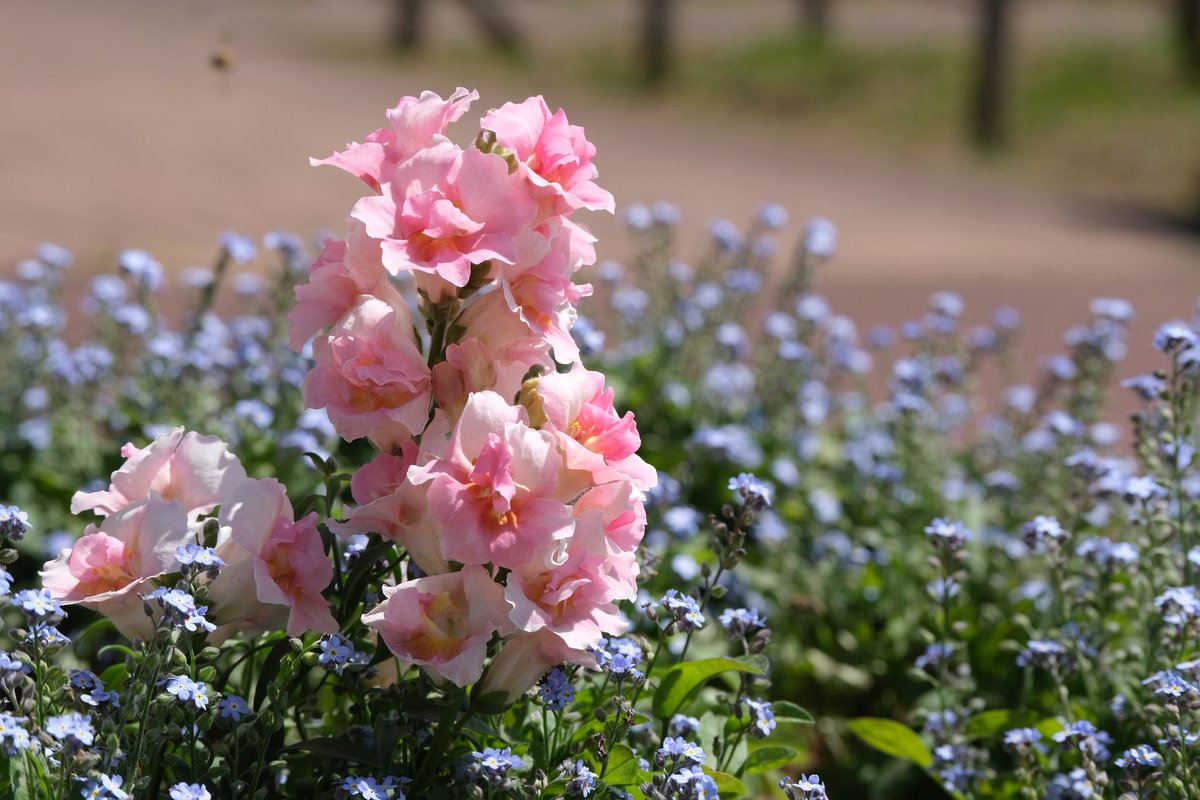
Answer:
42, 429, 337, 639
300, 89, 654, 699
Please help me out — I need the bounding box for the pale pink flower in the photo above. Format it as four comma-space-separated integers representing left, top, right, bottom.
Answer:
489, 219, 596, 364
533, 364, 657, 491
303, 294, 432, 450
41, 495, 192, 639
218, 478, 337, 636
431, 291, 553, 417
504, 513, 634, 649
362, 565, 512, 687
311, 87, 479, 192
71, 428, 247, 519
351, 142, 538, 288
474, 629, 595, 711
571, 480, 648, 554
409, 391, 574, 569
329, 443, 448, 576
287, 221, 405, 350
480, 96, 615, 219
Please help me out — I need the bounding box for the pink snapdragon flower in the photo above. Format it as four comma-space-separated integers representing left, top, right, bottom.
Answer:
362, 565, 512, 687
504, 512, 635, 649
71, 428, 247, 519
217, 478, 337, 637
351, 142, 538, 288
303, 294, 432, 450
409, 391, 575, 569
430, 291, 553, 422
312, 87, 479, 192
41, 495, 192, 639
533, 364, 657, 491
329, 443, 448, 576
480, 96, 615, 219
571, 480, 648, 554
287, 221, 405, 350
474, 629, 595, 710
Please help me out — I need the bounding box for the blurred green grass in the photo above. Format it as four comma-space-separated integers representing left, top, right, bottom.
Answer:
572, 33, 1200, 216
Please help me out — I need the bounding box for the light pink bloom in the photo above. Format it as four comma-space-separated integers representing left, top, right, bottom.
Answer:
218, 478, 337, 637
431, 291, 553, 417
409, 391, 574, 569
351, 142, 538, 288
330, 443, 448, 575
505, 512, 634, 649
41, 495, 192, 639
534, 364, 657, 491
572, 480, 648, 554
362, 565, 512, 687
493, 219, 596, 364
304, 294, 432, 450
287, 221, 405, 350
71, 428, 247, 519
480, 96, 615, 219
474, 629, 595, 710
312, 87, 479, 192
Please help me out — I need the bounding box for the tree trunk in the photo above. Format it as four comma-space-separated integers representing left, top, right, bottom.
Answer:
390, 0, 425, 51
642, 0, 673, 85
1177, 0, 1200, 80
458, 0, 522, 53
798, 0, 831, 42
970, 0, 1012, 149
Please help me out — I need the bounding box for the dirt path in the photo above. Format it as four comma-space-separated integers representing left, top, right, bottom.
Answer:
2, 0, 1197, 374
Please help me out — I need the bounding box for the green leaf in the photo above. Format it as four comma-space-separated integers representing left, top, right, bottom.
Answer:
605, 744, 649, 788
964, 709, 1032, 739
703, 768, 747, 799
1036, 717, 1066, 739
652, 657, 763, 719
741, 745, 799, 774
287, 736, 382, 768
771, 700, 814, 724
847, 717, 933, 769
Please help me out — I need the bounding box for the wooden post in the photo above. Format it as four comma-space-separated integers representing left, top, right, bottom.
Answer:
458, 0, 522, 53
798, 0, 831, 42
642, 0, 673, 86
390, 0, 425, 51
970, 0, 1012, 149
1177, 0, 1200, 81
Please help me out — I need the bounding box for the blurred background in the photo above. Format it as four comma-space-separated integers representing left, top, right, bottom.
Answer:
3, 0, 1199, 365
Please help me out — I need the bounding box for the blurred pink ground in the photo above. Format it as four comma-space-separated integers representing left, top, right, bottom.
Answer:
2, 0, 1198, 384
